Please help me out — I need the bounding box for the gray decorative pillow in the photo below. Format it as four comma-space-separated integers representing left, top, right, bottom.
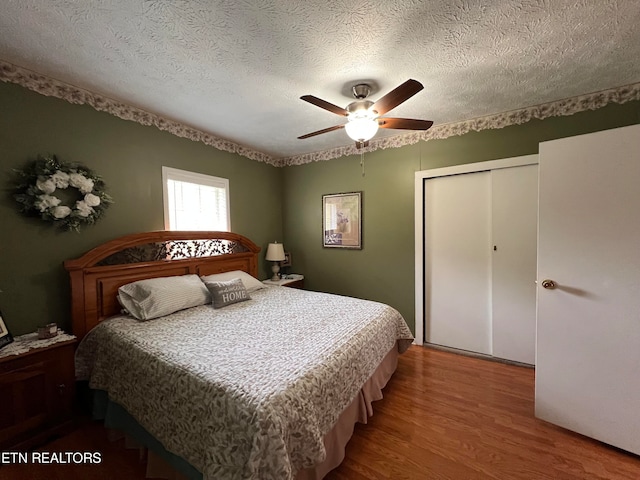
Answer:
205, 278, 251, 309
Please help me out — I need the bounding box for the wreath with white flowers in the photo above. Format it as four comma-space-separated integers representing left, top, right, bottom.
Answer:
13, 155, 113, 231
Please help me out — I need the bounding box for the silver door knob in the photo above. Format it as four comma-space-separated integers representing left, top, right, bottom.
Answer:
541, 279, 557, 289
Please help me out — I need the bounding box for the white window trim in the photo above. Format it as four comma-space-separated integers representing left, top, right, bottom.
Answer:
162, 166, 231, 231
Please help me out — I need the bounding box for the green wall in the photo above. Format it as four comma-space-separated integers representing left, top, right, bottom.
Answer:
282, 101, 640, 333
1, 77, 638, 338
0, 81, 282, 335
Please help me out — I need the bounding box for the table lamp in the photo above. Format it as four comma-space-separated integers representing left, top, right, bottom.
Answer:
266, 242, 286, 281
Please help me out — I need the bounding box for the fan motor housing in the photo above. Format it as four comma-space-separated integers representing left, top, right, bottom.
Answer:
347, 100, 375, 116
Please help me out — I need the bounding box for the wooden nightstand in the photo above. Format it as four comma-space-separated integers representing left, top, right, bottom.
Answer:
0, 336, 77, 450
263, 274, 305, 289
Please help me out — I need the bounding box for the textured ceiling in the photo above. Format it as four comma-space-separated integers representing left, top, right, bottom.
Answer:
0, 0, 639, 161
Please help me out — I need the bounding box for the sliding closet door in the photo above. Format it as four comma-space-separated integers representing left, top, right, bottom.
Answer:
424, 172, 492, 354
422, 160, 538, 362
491, 165, 538, 364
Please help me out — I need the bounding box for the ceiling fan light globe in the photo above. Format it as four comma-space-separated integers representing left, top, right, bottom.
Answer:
345, 117, 379, 142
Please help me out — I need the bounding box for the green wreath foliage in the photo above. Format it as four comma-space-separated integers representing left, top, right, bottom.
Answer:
13, 155, 113, 232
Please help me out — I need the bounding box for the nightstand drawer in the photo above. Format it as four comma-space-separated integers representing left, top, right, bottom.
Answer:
283, 279, 304, 289
0, 339, 76, 450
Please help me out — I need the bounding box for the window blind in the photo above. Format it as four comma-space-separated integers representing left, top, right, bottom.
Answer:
162, 167, 230, 231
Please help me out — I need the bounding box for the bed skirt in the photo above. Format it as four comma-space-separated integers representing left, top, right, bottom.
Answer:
94, 344, 400, 480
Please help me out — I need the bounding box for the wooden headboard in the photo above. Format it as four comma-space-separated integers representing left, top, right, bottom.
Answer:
64, 231, 260, 340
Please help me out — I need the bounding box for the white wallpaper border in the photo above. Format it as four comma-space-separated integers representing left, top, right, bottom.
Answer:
0, 60, 279, 167
2, 60, 639, 168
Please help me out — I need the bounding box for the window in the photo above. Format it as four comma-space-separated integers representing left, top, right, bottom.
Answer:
162, 166, 230, 231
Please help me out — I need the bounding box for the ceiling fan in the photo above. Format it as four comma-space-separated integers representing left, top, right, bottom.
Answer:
298, 79, 434, 148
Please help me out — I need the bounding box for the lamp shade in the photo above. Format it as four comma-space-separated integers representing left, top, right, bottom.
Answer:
265, 242, 286, 261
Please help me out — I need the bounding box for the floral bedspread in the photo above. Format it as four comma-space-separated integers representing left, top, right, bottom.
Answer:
75, 287, 413, 480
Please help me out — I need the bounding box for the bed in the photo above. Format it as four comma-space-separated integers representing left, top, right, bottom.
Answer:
66, 231, 413, 480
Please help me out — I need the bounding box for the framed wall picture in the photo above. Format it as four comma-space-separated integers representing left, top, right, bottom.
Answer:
0, 310, 14, 350
322, 191, 362, 249
281, 251, 292, 267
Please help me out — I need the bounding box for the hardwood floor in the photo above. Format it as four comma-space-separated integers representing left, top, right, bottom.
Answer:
326, 346, 640, 480
1, 345, 638, 480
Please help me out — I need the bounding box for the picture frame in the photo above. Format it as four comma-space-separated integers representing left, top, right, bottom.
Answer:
281, 251, 292, 268
322, 191, 362, 249
0, 310, 14, 350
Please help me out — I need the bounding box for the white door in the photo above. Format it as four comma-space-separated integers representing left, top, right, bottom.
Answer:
491, 165, 538, 364
536, 124, 640, 455
424, 171, 492, 354
423, 163, 538, 362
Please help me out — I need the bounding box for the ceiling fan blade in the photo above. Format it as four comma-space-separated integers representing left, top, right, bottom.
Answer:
372, 79, 424, 116
300, 95, 349, 116
298, 124, 345, 139
378, 117, 434, 130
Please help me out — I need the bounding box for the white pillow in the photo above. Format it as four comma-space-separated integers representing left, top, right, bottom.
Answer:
118, 274, 211, 321
200, 270, 265, 293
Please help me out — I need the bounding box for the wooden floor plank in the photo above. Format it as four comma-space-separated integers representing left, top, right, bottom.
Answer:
1, 345, 638, 479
